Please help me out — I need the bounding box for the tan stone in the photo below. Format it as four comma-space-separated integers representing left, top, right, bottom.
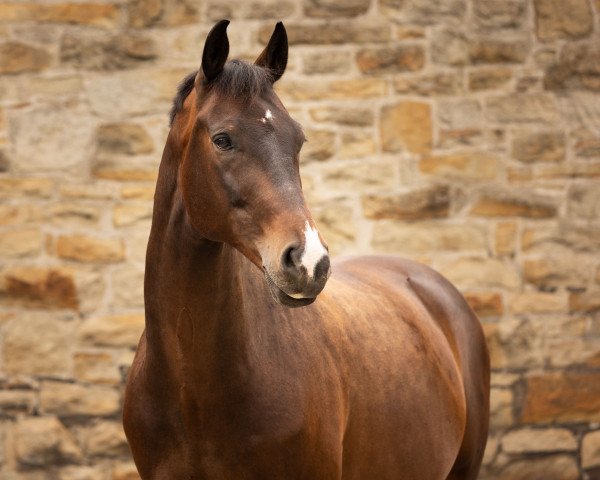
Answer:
495, 221, 517, 256
394, 73, 463, 96
382, 0, 466, 24
0, 228, 42, 257
57, 465, 108, 480
22, 75, 84, 99
356, 46, 425, 74
0, 177, 54, 199
80, 421, 129, 457
78, 314, 144, 348
305, 0, 370, 17
0, 42, 52, 74
2, 314, 73, 377
534, 0, 593, 40
510, 291, 566, 314
113, 203, 153, 227
92, 161, 159, 182
491, 372, 520, 387
380, 102, 432, 154
128, 0, 162, 27
568, 183, 600, 220
438, 257, 520, 289
431, 28, 469, 65
259, 23, 390, 45
468, 68, 512, 91
14, 416, 82, 467
311, 203, 356, 255
469, 38, 529, 64
97, 122, 154, 155
484, 319, 544, 369
582, 430, 600, 469
474, 0, 527, 29
49, 204, 101, 227
569, 289, 600, 313
437, 99, 483, 129
277, 78, 387, 102
486, 93, 559, 123
112, 267, 145, 308
301, 129, 336, 163
522, 372, 600, 423
309, 107, 374, 127
74, 352, 120, 385
494, 455, 579, 480
11, 102, 95, 175
464, 292, 503, 318
470, 189, 557, 218
490, 388, 513, 428
502, 428, 577, 454
112, 462, 140, 480
0, 266, 78, 310
420, 151, 499, 181
57, 235, 125, 263
60, 183, 116, 200
523, 244, 595, 289
121, 185, 155, 200
339, 131, 376, 159
40, 381, 120, 417
0, 2, 120, 27
512, 131, 565, 163
545, 41, 600, 91
302, 51, 352, 74
372, 222, 487, 254
362, 185, 450, 221
0, 390, 36, 414
321, 161, 395, 193
572, 128, 600, 157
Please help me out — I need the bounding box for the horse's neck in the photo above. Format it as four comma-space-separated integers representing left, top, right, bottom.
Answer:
143, 149, 263, 379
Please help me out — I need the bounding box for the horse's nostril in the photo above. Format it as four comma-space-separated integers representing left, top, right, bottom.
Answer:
282, 244, 300, 270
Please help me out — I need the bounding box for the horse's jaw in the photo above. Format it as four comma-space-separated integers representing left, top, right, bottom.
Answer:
264, 271, 317, 308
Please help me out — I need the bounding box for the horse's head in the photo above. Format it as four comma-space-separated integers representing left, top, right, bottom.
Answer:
176, 20, 330, 308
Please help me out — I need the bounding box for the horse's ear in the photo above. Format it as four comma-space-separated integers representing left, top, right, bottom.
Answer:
255, 22, 288, 83
201, 19, 230, 83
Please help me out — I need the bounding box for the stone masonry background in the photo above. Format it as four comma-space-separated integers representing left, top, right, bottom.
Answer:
1, 0, 600, 478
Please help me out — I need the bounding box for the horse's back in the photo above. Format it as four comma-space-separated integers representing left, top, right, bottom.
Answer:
324, 255, 489, 480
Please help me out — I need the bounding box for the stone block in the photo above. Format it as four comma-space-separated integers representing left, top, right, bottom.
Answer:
437, 99, 483, 129
438, 257, 520, 289
2, 313, 73, 377
567, 183, 600, 220
569, 289, 600, 313
470, 189, 557, 218
311, 203, 356, 255
14, 416, 82, 467
302, 51, 352, 74
339, 131, 376, 159
394, 73, 463, 96
431, 29, 469, 66
74, 352, 120, 385
469, 38, 529, 64
0, 266, 78, 310
468, 67, 512, 91
0, 42, 52, 74
111, 462, 140, 480
0, 178, 54, 199
356, 46, 425, 74
304, 0, 370, 17
121, 185, 155, 200
502, 428, 577, 454
0, 390, 36, 415
0, 228, 42, 258
534, 0, 593, 40
545, 41, 600, 91
259, 23, 390, 45
56, 234, 125, 263
112, 267, 144, 308
97, 122, 154, 155
380, 102, 431, 154
77, 314, 144, 348
381, 0, 466, 24
309, 107, 374, 126
582, 430, 600, 469
79, 421, 129, 457
128, 0, 198, 28
510, 291, 566, 314
300, 129, 336, 163
495, 221, 517, 255
474, 0, 527, 29
40, 381, 120, 417
372, 222, 487, 254
0, 2, 121, 27
493, 455, 579, 480
522, 372, 600, 423
486, 94, 559, 123
277, 78, 387, 102
484, 319, 544, 369
463, 292, 504, 318
512, 131, 565, 163
420, 151, 499, 181
49, 204, 101, 227
320, 161, 395, 193
362, 185, 450, 221
113, 203, 153, 228
490, 388, 514, 428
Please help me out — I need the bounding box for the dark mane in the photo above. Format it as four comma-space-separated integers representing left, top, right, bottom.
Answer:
169, 60, 272, 126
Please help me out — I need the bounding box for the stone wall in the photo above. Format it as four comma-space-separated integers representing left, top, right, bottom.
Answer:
0, 0, 599, 478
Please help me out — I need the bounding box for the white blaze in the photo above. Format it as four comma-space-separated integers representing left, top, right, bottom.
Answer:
301, 221, 328, 278
261, 109, 274, 124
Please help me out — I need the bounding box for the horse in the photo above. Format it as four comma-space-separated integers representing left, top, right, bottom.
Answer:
123, 20, 490, 480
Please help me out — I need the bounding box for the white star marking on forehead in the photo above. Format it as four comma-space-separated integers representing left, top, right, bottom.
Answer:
261, 109, 274, 123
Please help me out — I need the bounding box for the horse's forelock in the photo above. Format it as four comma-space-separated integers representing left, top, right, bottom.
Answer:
169, 60, 273, 127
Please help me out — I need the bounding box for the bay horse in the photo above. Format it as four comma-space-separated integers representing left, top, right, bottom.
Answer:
123, 20, 490, 480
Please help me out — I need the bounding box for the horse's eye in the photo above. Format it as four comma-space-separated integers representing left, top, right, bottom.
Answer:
212, 133, 233, 151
